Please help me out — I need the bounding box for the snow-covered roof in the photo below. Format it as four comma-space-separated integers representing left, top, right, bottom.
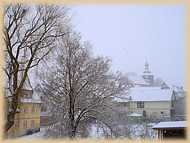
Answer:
23, 79, 33, 90
20, 98, 42, 103
172, 85, 184, 92
34, 84, 45, 98
112, 96, 129, 102
152, 121, 187, 129
129, 87, 173, 102
128, 75, 149, 85
155, 78, 164, 86
130, 113, 142, 117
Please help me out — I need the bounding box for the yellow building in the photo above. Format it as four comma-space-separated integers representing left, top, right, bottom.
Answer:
7, 89, 42, 138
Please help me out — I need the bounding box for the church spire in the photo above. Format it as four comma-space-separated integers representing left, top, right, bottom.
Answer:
143, 58, 151, 74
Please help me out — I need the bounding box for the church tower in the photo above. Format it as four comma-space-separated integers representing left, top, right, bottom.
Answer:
142, 59, 154, 86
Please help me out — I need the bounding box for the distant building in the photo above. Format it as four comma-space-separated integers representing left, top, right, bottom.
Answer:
33, 84, 46, 112
171, 86, 186, 121
172, 85, 185, 100
172, 96, 186, 121
33, 84, 51, 126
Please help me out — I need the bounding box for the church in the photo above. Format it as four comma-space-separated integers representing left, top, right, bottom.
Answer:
127, 59, 169, 88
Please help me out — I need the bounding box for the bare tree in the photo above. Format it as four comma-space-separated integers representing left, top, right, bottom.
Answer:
42, 32, 130, 139
3, 4, 70, 133
133, 121, 157, 140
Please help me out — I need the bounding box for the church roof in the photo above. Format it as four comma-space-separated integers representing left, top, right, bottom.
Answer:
128, 75, 149, 85
20, 94, 42, 104
112, 87, 173, 103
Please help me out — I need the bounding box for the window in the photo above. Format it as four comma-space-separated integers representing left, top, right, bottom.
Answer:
137, 102, 144, 108
15, 120, 19, 129
23, 120, 27, 129
24, 107, 28, 114
31, 107, 35, 114
31, 120, 34, 128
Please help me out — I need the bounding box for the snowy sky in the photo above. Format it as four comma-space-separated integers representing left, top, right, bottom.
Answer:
71, 4, 186, 88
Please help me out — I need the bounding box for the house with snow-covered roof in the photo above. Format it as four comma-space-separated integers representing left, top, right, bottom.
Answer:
6, 86, 42, 138
128, 87, 175, 120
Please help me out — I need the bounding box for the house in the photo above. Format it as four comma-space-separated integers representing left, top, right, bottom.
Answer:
172, 85, 185, 100
128, 87, 175, 121
112, 86, 175, 121
6, 88, 42, 138
172, 96, 186, 121
152, 121, 187, 140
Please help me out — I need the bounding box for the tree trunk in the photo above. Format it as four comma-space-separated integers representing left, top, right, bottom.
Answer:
69, 87, 76, 139
4, 92, 19, 133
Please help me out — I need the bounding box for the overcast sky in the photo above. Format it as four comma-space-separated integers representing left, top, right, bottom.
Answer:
71, 4, 186, 88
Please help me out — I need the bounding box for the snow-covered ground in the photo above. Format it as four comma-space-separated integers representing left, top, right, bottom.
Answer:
17, 123, 158, 139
